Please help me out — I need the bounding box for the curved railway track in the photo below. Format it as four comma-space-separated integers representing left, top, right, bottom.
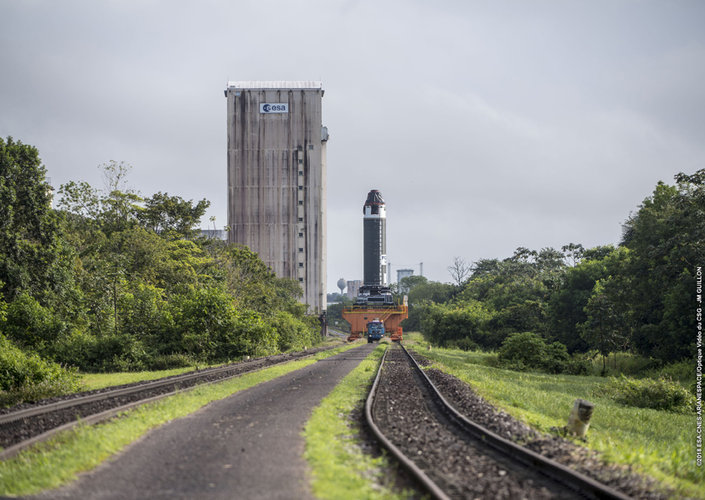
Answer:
0, 344, 340, 461
366, 344, 632, 500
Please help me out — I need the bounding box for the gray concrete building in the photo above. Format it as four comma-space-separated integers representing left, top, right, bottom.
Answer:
225, 81, 328, 314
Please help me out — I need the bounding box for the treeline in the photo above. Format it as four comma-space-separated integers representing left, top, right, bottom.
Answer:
402, 169, 704, 373
1, 137, 320, 400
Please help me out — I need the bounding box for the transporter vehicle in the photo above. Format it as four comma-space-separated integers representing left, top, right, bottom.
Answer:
343, 285, 407, 342
344, 190, 408, 342
366, 319, 385, 343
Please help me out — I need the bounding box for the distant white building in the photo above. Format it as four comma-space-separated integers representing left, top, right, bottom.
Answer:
346, 280, 362, 300
397, 268, 414, 294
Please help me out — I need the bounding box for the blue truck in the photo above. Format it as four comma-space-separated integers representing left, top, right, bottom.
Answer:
366, 319, 385, 343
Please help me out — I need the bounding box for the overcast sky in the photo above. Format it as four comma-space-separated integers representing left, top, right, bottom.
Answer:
1, 0, 703, 293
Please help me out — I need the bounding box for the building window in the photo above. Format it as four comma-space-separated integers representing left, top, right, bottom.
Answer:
298, 200, 303, 205
299, 248, 304, 252
298, 262, 304, 267
298, 217, 303, 222
298, 186, 303, 190
298, 278, 304, 282
298, 232, 304, 237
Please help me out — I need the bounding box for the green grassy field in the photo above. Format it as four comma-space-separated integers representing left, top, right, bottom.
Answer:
303, 342, 414, 499
403, 333, 702, 499
0, 343, 358, 497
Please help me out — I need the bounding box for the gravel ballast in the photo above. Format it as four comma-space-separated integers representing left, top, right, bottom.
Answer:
372, 346, 577, 499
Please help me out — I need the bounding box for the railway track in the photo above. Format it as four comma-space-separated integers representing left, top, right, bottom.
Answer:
365, 344, 632, 500
0, 344, 340, 461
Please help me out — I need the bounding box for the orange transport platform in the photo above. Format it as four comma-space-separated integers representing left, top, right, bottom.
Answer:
342, 305, 408, 342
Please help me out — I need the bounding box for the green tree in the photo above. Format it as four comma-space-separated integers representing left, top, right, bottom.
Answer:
1, 140, 321, 376
400, 277, 455, 331
580, 279, 631, 374
98, 161, 143, 235
620, 170, 705, 361
561, 242, 585, 266
0, 137, 61, 301
457, 249, 563, 336
419, 300, 495, 349
547, 246, 619, 352
138, 191, 210, 238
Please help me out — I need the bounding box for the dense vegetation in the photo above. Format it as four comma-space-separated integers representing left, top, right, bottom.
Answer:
0, 137, 320, 403
404, 169, 703, 381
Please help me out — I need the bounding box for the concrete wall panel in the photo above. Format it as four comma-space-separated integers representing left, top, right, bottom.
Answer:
226, 82, 326, 313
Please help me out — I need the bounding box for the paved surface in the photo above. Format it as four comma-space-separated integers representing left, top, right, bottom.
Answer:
32, 344, 376, 500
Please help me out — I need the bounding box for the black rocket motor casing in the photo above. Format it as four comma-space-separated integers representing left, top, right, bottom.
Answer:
363, 189, 387, 287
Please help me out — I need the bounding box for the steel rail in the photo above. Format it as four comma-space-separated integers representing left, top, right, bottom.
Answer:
0, 345, 341, 460
0, 386, 183, 461
0, 346, 339, 426
399, 344, 632, 500
364, 346, 451, 500
0, 363, 236, 425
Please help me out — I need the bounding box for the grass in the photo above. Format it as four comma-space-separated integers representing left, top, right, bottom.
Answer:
79, 365, 202, 391
79, 340, 347, 391
304, 342, 414, 500
0, 343, 359, 497
587, 352, 693, 388
403, 332, 702, 499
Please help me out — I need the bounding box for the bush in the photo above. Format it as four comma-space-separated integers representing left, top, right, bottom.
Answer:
0, 334, 79, 406
644, 360, 692, 392
497, 332, 582, 374
49, 329, 149, 372
273, 311, 318, 351
498, 332, 549, 371
594, 375, 695, 413
168, 286, 279, 361
118, 282, 170, 340
564, 353, 592, 375
147, 353, 194, 370
3, 293, 66, 351
542, 341, 570, 373
588, 351, 661, 377
447, 337, 479, 351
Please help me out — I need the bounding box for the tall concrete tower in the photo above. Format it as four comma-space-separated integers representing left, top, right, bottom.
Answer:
363, 189, 387, 287
225, 81, 328, 314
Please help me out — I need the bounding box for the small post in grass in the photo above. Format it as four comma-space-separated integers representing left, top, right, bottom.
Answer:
565, 399, 594, 438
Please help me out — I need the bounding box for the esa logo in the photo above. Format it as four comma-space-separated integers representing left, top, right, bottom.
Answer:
260, 103, 288, 114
